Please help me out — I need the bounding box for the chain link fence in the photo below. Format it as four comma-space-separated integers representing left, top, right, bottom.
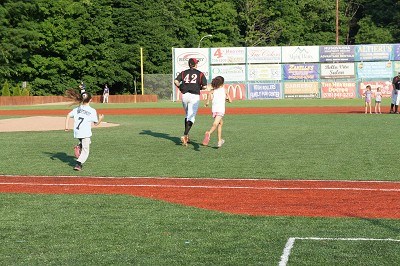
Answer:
143, 74, 173, 101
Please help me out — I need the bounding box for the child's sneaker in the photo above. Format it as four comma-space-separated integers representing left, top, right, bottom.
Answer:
202, 132, 210, 146
73, 162, 82, 171
217, 139, 225, 148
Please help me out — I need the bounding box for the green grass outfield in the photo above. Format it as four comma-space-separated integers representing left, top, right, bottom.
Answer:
1, 99, 399, 265
0, 98, 391, 110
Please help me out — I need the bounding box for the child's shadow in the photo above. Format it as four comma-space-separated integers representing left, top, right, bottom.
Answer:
43, 152, 76, 166
140, 130, 201, 151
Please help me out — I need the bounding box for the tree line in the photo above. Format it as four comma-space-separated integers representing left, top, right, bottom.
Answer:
0, 0, 398, 96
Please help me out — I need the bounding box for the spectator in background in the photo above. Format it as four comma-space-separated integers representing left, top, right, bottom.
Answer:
79, 81, 86, 94
390, 72, 400, 113
363, 85, 372, 114
374, 87, 382, 114
103, 84, 110, 103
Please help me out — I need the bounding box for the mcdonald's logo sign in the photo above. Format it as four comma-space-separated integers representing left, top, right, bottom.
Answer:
226, 84, 246, 100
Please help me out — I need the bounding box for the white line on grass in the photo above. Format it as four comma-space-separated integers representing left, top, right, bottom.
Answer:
1, 182, 400, 192
279, 237, 400, 266
1, 174, 400, 184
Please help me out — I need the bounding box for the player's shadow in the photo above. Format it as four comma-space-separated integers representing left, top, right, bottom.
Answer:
140, 129, 201, 151
43, 152, 76, 166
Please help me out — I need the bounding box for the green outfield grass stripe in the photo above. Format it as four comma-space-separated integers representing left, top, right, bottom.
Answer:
280, 237, 400, 266
2, 181, 400, 192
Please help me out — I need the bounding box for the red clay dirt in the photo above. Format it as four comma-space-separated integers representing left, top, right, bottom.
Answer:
1, 106, 399, 219
1, 176, 399, 219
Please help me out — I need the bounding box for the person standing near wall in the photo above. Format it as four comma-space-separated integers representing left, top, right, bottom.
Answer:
390, 72, 400, 113
174, 58, 208, 146
103, 84, 110, 103
363, 85, 372, 114
374, 87, 382, 114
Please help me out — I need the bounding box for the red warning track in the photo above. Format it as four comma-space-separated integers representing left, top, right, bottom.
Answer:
1, 176, 399, 219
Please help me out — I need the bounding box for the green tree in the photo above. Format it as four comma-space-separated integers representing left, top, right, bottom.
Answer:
12, 84, 21, 96
1, 80, 11, 96
355, 16, 394, 44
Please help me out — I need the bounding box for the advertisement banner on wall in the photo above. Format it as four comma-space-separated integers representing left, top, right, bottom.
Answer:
394, 61, 400, 74
173, 48, 210, 79
211, 65, 246, 81
319, 45, 355, 62
357, 61, 393, 79
248, 83, 281, 99
355, 44, 393, 61
395, 44, 400, 61
247, 47, 281, 63
225, 83, 247, 100
284, 82, 319, 98
281, 46, 319, 63
283, 64, 319, 80
320, 63, 355, 79
248, 64, 281, 81
210, 47, 246, 64
321, 82, 357, 98
359, 81, 393, 98
175, 84, 246, 101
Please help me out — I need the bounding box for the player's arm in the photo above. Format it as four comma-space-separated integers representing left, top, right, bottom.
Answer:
205, 90, 213, 107
174, 72, 182, 88
225, 89, 232, 103
94, 114, 104, 126
64, 114, 70, 131
174, 79, 180, 88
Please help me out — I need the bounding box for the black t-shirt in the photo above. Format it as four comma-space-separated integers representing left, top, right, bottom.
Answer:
175, 68, 207, 95
393, 76, 400, 90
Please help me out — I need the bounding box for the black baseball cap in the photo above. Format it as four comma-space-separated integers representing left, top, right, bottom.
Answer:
188, 58, 199, 67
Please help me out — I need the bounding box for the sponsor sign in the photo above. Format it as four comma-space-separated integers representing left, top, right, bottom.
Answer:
247, 47, 281, 63
211, 65, 246, 82
320, 63, 355, 79
283, 64, 319, 80
321, 82, 357, 99
173, 48, 210, 79
284, 82, 319, 98
281, 46, 319, 63
319, 45, 355, 62
210, 47, 246, 64
249, 83, 281, 99
355, 44, 393, 61
359, 81, 393, 98
357, 61, 393, 79
248, 64, 281, 81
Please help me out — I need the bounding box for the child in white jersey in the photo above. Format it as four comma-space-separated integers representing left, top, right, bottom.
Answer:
202, 76, 232, 148
64, 89, 104, 171
374, 87, 382, 114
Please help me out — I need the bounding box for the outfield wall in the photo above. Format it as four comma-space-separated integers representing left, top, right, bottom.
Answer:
172, 44, 400, 101
0, 95, 157, 106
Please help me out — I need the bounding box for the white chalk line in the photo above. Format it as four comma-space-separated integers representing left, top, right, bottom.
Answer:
1, 182, 400, 192
1, 174, 400, 184
279, 237, 400, 266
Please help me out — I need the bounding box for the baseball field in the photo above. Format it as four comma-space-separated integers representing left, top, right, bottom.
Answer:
1, 99, 399, 265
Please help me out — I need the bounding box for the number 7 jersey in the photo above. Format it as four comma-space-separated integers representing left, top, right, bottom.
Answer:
68, 105, 99, 138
